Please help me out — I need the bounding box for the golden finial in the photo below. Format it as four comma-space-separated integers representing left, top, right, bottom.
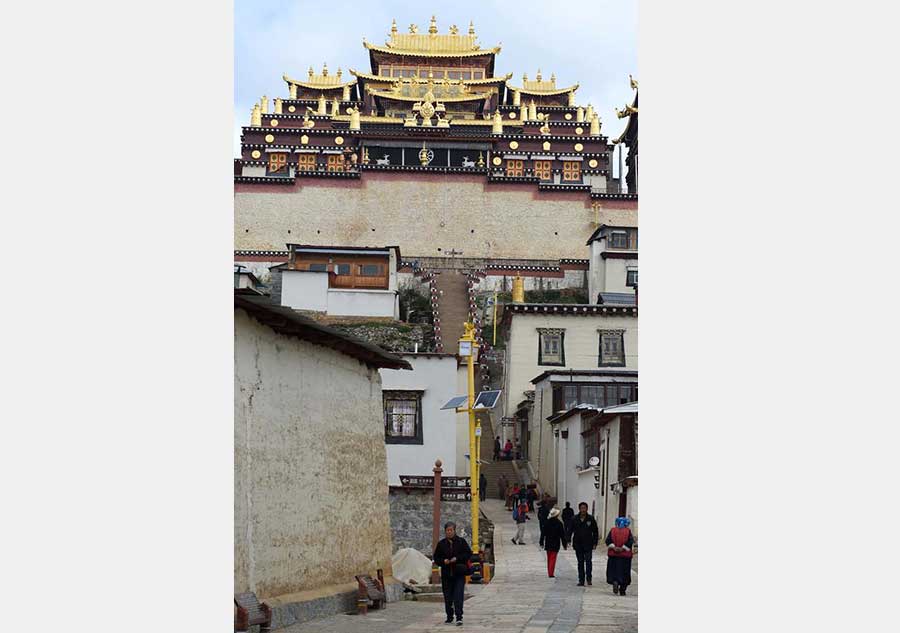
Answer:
477, 151, 484, 167
429, 15, 437, 34
629, 74, 638, 90
390, 18, 397, 34
322, 62, 328, 76
409, 23, 418, 34
536, 69, 542, 82
337, 67, 342, 79
308, 66, 314, 78
469, 21, 475, 36
522, 72, 528, 82
550, 72, 556, 84
449, 24, 459, 35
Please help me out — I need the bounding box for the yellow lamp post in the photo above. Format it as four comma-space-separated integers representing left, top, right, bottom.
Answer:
458, 322, 481, 559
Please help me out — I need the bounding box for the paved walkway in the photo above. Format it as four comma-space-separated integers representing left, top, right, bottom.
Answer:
278, 499, 636, 632
397, 499, 637, 632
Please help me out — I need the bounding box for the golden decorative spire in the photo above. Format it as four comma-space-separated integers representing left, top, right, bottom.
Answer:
577, 106, 585, 123
550, 72, 556, 83
308, 66, 314, 79
251, 104, 261, 127
469, 20, 475, 35
409, 23, 418, 34
629, 74, 638, 90
522, 72, 528, 82
429, 15, 437, 35
590, 113, 601, 136
274, 97, 282, 115
391, 18, 397, 34
260, 95, 268, 114
536, 69, 542, 82
336, 67, 342, 80
322, 62, 328, 77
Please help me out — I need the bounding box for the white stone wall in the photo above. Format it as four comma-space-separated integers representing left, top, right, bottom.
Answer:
379, 354, 459, 485
235, 175, 637, 260
588, 240, 638, 302
327, 289, 398, 318
234, 308, 393, 599
280, 269, 329, 312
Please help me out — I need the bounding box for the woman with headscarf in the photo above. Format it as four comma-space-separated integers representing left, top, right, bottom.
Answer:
542, 507, 569, 578
604, 517, 636, 595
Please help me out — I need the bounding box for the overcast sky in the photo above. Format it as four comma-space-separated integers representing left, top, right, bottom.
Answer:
234, 0, 637, 159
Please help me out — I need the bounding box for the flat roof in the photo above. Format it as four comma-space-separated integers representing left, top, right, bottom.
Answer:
235, 290, 412, 371
531, 368, 638, 385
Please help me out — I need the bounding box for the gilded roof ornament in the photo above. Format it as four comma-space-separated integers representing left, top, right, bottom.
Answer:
391, 18, 398, 34
469, 21, 475, 36
368, 19, 498, 56
629, 74, 638, 90
429, 15, 438, 35
409, 23, 418, 34
449, 24, 459, 35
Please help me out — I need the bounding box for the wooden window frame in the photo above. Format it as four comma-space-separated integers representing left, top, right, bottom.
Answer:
326, 154, 345, 173
537, 329, 565, 367
626, 269, 638, 288
505, 159, 524, 177
296, 154, 317, 171
533, 160, 552, 181
599, 330, 626, 367
384, 390, 424, 445
562, 161, 582, 182
267, 152, 287, 175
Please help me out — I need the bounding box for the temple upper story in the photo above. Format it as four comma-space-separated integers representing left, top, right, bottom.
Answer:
235, 16, 637, 201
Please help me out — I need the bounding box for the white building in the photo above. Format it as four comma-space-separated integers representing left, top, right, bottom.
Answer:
379, 353, 470, 483
277, 244, 401, 318
545, 401, 638, 535
499, 302, 638, 482
586, 224, 638, 305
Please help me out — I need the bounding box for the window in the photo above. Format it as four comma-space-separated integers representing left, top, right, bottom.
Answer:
599, 330, 626, 367
562, 161, 581, 182
607, 228, 638, 250
379, 67, 390, 76
626, 269, 638, 287
296, 154, 317, 171
448, 70, 460, 80
432, 70, 445, 78
461, 71, 472, 80
505, 159, 524, 177
307, 263, 327, 272
326, 154, 345, 172
334, 263, 351, 275
384, 391, 423, 444
359, 264, 384, 276
473, 71, 483, 79
537, 329, 565, 366
552, 382, 638, 412
584, 430, 600, 470
533, 160, 552, 181
267, 152, 287, 174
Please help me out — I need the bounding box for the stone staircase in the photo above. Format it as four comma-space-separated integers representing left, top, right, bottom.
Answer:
478, 416, 524, 500
432, 270, 470, 352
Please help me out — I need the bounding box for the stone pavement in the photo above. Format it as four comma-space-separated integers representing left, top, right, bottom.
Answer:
277, 499, 636, 632
396, 499, 637, 633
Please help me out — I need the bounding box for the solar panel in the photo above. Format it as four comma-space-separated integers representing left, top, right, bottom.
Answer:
473, 390, 501, 410
441, 395, 469, 410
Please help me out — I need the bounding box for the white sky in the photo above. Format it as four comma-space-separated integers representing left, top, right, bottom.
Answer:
234, 0, 637, 165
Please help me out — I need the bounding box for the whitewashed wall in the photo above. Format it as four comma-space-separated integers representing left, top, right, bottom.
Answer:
234, 308, 393, 599
280, 269, 328, 312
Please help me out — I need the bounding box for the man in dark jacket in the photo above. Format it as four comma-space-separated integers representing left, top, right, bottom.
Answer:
571, 502, 600, 586
479, 472, 487, 500
432, 522, 472, 626
561, 502, 575, 541
493, 436, 501, 461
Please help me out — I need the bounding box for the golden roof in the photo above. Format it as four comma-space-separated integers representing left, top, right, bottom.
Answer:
507, 70, 577, 96
366, 87, 490, 103
284, 64, 357, 89
363, 16, 500, 57
350, 69, 511, 85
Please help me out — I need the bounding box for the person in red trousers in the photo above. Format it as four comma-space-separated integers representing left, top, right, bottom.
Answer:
542, 507, 569, 578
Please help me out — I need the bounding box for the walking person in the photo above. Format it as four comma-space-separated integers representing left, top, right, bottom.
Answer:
571, 502, 599, 586
537, 493, 552, 548
542, 507, 569, 578
605, 517, 636, 595
507, 483, 519, 510
493, 436, 501, 461
503, 439, 513, 460
497, 474, 508, 502
511, 498, 530, 545
433, 521, 472, 626
561, 502, 575, 542
479, 472, 487, 500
